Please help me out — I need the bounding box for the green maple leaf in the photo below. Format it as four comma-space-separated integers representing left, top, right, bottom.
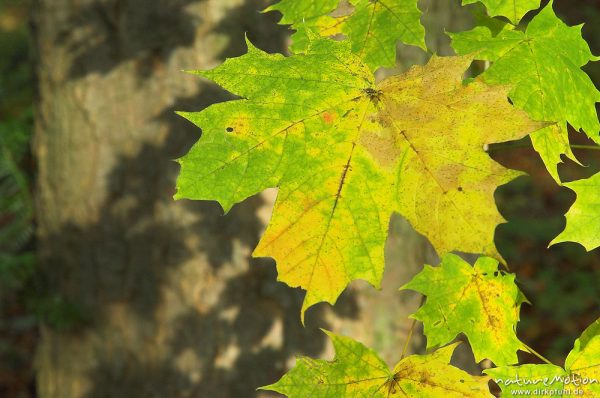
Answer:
550, 172, 600, 251
451, 1, 600, 183
264, 0, 339, 22
401, 254, 527, 366
487, 318, 600, 397
529, 124, 581, 183
261, 330, 492, 397
175, 36, 543, 318
265, 0, 426, 70
462, 0, 541, 24
263, 0, 339, 54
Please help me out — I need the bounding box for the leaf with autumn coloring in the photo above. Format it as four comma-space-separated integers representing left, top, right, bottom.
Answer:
261, 330, 492, 397
451, 1, 600, 182
487, 318, 600, 397
462, 0, 541, 24
265, 0, 426, 70
402, 254, 526, 365
550, 172, 600, 251
175, 36, 544, 318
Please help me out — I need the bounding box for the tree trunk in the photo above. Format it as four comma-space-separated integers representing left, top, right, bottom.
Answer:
32, 1, 473, 397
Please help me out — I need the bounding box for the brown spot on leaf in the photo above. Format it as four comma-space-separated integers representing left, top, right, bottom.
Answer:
359, 128, 401, 168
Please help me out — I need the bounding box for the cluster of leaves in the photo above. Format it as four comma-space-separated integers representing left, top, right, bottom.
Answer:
175, 0, 600, 396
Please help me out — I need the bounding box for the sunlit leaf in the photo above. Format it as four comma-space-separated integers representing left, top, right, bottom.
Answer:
462, 0, 541, 24
262, 331, 492, 397
451, 1, 600, 182
551, 172, 600, 251
402, 254, 526, 365
487, 318, 600, 397
265, 0, 426, 70
176, 37, 543, 318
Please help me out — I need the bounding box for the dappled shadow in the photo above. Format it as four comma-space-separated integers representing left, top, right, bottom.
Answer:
40, 128, 361, 396
35, 1, 362, 397
60, 0, 288, 80
60, 0, 201, 79
80, 257, 358, 397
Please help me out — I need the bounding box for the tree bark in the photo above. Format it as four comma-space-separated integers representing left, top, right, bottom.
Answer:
32, 1, 473, 397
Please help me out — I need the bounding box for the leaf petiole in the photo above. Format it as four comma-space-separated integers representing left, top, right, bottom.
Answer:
486, 143, 600, 153
521, 342, 555, 366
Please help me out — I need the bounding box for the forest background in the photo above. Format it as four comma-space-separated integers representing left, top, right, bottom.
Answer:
0, 0, 599, 397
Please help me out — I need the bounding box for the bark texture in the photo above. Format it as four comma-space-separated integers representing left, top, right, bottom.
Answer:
32, 1, 473, 397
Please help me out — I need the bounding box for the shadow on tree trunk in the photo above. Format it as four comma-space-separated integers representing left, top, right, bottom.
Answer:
32, 1, 365, 397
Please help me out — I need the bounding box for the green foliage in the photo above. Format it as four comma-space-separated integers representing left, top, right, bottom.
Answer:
176, 36, 542, 318
262, 331, 492, 397
265, 0, 426, 70
551, 172, 600, 251
487, 318, 600, 397
451, 1, 600, 183
175, 0, 600, 396
462, 0, 541, 24
402, 254, 527, 365
263, 0, 339, 54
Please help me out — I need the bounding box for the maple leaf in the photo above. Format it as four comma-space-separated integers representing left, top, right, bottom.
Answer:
401, 254, 527, 366
263, 0, 339, 54
175, 36, 543, 318
451, 1, 600, 183
550, 172, 600, 251
261, 330, 493, 397
487, 318, 600, 397
265, 0, 426, 70
462, 0, 541, 24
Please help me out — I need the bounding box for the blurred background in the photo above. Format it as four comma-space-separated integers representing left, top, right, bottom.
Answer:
0, 0, 598, 397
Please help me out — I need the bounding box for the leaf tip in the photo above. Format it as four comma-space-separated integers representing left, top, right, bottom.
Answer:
547, 235, 563, 249
243, 33, 260, 54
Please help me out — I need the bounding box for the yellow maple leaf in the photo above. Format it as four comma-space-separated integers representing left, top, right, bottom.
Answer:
176, 38, 545, 318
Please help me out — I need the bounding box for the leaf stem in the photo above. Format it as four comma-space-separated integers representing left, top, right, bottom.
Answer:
571, 144, 600, 151
401, 296, 425, 360
486, 143, 600, 153
401, 317, 417, 360
521, 342, 555, 366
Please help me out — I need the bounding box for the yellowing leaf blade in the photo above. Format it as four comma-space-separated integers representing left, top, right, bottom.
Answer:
262, 332, 492, 397
391, 343, 492, 397
176, 38, 544, 317
487, 318, 600, 397
451, 2, 600, 183
380, 55, 544, 258
402, 254, 526, 365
